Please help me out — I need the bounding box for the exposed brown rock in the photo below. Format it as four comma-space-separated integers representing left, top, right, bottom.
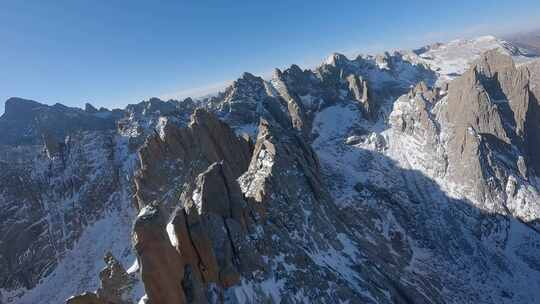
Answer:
445, 50, 538, 205
131, 160, 259, 304
346, 74, 374, 118
123, 109, 263, 303
133, 203, 186, 304
172, 162, 254, 283
134, 108, 252, 212
476, 50, 531, 138
445, 62, 509, 203
447, 66, 509, 143
271, 69, 312, 137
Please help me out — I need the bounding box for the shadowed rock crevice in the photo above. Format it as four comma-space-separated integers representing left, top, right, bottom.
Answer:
133, 203, 187, 304
524, 88, 540, 174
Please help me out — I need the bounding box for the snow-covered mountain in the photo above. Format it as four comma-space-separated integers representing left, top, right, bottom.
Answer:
504, 29, 540, 56
1, 35, 540, 304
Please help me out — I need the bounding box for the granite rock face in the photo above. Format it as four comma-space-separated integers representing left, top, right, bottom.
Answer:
133, 204, 186, 304
165, 161, 256, 301
441, 50, 540, 224
128, 107, 259, 303
133, 108, 252, 214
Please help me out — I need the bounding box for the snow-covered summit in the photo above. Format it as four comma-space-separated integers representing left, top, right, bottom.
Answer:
409, 35, 537, 83
323, 35, 538, 88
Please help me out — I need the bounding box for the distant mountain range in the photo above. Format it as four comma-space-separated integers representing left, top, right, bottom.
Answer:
505, 29, 540, 55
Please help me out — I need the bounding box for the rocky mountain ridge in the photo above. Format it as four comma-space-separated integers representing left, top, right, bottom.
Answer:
2, 35, 540, 303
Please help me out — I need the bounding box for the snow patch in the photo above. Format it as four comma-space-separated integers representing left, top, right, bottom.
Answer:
166, 222, 178, 247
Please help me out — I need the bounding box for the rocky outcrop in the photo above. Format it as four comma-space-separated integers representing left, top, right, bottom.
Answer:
271, 68, 312, 137
66, 253, 134, 304
391, 81, 441, 138
132, 104, 427, 303
526, 59, 540, 94
445, 65, 509, 193
236, 118, 388, 303
268, 54, 429, 134
128, 109, 256, 303
382, 50, 540, 230
241, 118, 326, 208
476, 50, 531, 140
346, 74, 373, 118
132, 159, 259, 303
384, 49, 540, 233
134, 108, 252, 213
133, 204, 186, 304
167, 161, 259, 302
443, 50, 536, 208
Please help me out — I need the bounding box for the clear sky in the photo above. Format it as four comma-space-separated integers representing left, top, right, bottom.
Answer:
1, 0, 539, 114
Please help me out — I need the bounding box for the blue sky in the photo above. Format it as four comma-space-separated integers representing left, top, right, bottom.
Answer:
1, 1, 539, 114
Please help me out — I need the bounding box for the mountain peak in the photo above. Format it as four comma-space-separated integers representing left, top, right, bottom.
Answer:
325, 52, 349, 66
84, 102, 98, 113
240, 71, 260, 82
2, 97, 45, 119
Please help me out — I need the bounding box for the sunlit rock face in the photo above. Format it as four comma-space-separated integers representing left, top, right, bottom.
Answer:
133, 108, 252, 214
3, 36, 540, 304
441, 50, 540, 225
